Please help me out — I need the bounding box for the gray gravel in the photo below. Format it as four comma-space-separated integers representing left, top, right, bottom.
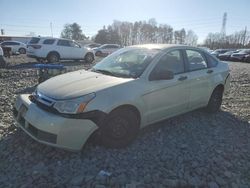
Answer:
0, 56, 250, 188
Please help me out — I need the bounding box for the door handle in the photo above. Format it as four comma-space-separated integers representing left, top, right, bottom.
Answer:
207, 70, 213, 74
178, 76, 188, 81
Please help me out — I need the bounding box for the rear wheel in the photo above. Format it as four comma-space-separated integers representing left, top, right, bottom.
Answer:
47, 53, 59, 63
206, 87, 223, 113
18, 48, 26, 54
98, 108, 140, 148
95, 51, 102, 56
85, 53, 94, 63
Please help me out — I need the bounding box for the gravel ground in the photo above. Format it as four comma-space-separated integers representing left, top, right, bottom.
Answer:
0, 55, 249, 188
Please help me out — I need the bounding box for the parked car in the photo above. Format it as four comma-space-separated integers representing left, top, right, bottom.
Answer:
217, 50, 239, 61
27, 37, 95, 63
211, 49, 229, 57
0, 46, 6, 67
93, 44, 121, 56
84, 43, 101, 49
244, 54, 250, 63
230, 49, 250, 61
13, 44, 230, 151
0, 41, 27, 54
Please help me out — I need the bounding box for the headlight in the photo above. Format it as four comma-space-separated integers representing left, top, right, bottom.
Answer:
53, 93, 95, 114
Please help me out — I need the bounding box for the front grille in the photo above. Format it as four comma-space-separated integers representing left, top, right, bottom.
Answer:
27, 123, 57, 144
29, 94, 59, 114
19, 116, 25, 127
13, 108, 18, 118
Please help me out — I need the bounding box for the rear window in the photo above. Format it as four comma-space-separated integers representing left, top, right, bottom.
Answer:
57, 40, 71, 46
29, 37, 40, 44
43, 39, 55, 45
205, 53, 219, 67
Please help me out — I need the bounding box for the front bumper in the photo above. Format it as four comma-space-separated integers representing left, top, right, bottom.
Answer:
13, 94, 98, 151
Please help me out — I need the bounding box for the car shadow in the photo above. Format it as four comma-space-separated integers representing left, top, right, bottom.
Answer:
1, 109, 249, 155
6, 60, 94, 70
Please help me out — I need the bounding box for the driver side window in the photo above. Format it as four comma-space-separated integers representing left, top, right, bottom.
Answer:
151, 50, 185, 76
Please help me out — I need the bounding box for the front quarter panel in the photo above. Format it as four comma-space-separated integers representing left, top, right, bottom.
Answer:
85, 78, 146, 126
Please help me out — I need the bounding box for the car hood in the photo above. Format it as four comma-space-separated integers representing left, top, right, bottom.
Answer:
232, 53, 247, 56
37, 70, 133, 100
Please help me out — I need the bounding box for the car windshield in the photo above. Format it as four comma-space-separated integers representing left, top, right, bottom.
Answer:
92, 48, 159, 78
239, 49, 250, 54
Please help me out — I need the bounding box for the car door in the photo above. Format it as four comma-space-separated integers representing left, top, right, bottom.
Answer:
7, 42, 19, 53
100, 45, 110, 54
69, 41, 84, 59
142, 50, 189, 124
56, 39, 72, 59
184, 49, 214, 110
109, 45, 119, 54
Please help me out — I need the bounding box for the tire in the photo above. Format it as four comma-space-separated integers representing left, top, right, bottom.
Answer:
95, 51, 102, 56
36, 58, 45, 63
18, 48, 26, 54
98, 108, 140, 148
206, 87, 223, 113
47, 52, 59, 63
84, 53, 94, 63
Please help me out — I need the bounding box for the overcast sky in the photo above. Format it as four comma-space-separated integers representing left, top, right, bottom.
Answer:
1, 0, 250, 43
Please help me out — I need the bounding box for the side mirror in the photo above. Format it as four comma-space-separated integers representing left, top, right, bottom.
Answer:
149, 69, 174, 81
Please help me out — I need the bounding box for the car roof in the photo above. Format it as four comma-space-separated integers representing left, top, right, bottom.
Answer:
1, 40, 22, 44
130, 44, 198, 51
32, 37, 73, 41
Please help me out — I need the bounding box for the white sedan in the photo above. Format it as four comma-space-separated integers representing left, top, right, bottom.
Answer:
14, 44, 230, 151
0, 41, 27, 54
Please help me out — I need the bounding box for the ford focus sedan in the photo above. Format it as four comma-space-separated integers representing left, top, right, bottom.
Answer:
13, 44, 230, 151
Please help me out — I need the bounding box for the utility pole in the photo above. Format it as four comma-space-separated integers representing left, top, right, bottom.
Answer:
50, 22, 53, 37
221, 12, 227, 44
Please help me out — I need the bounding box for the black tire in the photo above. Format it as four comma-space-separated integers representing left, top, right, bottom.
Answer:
98, 108, 140, 148
47, 52, 59, 63
206, 87, 223, 113
18, 48, 26, 54
84, 53, 94, 63
95, 51, 102, 56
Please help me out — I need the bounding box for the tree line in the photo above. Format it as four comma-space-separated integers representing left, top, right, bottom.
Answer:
94, 19, 198, 46
60, 19, 198, 46
60, 20, 250, 49
203, 29, 250, 49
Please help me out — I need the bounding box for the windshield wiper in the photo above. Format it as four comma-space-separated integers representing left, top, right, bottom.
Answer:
92, 68, 116, 76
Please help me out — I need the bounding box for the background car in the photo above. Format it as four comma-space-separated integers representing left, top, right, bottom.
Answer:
84, 43, 101, 49
211, 49, 229, 57
0, 46, 6, 67
244, 54, 250, 63
230, 49, 250, 61
217, 50, 239, 61
93, 44, 121, 56
27, 37, 95, 63
0, 41, 27, 54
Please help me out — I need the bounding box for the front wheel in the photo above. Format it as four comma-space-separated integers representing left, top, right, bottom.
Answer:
98, 108, 140, 148
18, 48, 26, 54
206, 87, 223, 113
84, 53, 94, 63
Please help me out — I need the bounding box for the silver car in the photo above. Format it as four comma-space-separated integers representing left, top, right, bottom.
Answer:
14, 44, 230, 151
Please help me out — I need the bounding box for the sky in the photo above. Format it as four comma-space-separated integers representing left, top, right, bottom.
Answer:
0, 0, 250, 43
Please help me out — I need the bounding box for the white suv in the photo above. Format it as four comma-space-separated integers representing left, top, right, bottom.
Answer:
27, 37, 95, 63
14, 44, 230, 151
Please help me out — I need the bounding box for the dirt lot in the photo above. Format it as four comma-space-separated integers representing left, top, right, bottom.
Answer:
0, 55, 249, 188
